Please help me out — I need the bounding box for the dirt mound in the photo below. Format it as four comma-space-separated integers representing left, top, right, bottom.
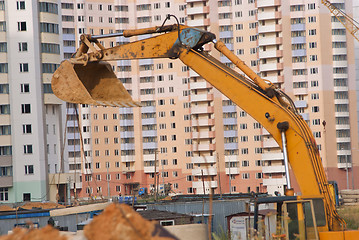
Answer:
0, 225, 67, 240
0, 205, 13, 211
19, 202, 65, 210
84, 204, 176, 240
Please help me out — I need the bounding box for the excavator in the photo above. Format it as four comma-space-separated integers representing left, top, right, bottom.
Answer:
51, 16, 359, 239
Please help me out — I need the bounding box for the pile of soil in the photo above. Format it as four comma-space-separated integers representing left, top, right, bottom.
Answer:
84, 204, 176, 240
0, 226, 67, 240
0, 205, 13, 211
19, 202, 65, 210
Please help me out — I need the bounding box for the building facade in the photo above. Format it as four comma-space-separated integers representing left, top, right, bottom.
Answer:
0, 0, 66, 203
59, 0, 358, 199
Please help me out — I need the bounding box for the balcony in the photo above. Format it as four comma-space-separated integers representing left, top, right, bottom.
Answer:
187, 18, 210, 27
294, 100, 307, 108
262, 152, 283, 161
336, 137, 351, 143
143, 154, 155, 161
120, 119, 134, 126
335, 112, 350, 117
225, 156, 239, 162
187, 6, 209, 15
291, 36, 306, 44
120, 131, 135, 138
334, 99, 349, 105
191, 106, 214, 114
264, 75, 284, 83
292, 49, 306, 57
257, 11, 281, 20
337, 162, 352, 169
224, 143, 238, 150
259, 63, 283, 72
223, 130, 237, 138
141, 106, 156, 113
222, 118, 237, 125
335, 124, 350, 130
225, 168, 239, 175
222, 105, 237, 113
192, 156, 216, 164
141, 118, 157, 125
191, 131, 215, 139
262, 165, 285, 173
291, 24, 306, 31
258, 37, 282, 46
191, 93, 214, 102
263, 139, 278, 148
258, 24, 282, 33
259, 50, 283, 59
144, 166, 159, 173
189, 69, 200, 77
0, 176, 12, 187
122, 166, 135, 173
257, 0, 281, 7
192, 143, 216, 151
192, 180, 218, 190
293, 88, 308, 95
191, 118, 215, 127
121, 143, 135, 150
121, 155, 135, 162
263, 177, 287, 186
143, 142, 158, 149
192, 167, 217, 176
142, 130, 157, 137
44, 94, 62, 105
190, 81, 212, 89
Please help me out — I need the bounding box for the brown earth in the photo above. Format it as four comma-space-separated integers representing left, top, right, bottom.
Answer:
84, 204, 175, 240
19, 202, 65, 210
0, 225, 68, 240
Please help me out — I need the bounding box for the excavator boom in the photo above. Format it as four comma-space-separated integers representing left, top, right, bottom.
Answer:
52, 23, 359, 238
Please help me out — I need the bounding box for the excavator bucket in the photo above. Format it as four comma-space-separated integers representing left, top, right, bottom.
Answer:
51, 60, 139, 107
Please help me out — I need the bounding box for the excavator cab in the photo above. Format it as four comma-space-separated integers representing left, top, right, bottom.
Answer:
253, 197, 325, 240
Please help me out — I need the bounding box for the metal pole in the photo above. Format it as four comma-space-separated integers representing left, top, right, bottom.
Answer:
229, 157, 232, 194
217, 153, 222, 199
107, 163, 110, 198
346, 154, 349, 189
162, 160, 165, 195
280, 131, 291, 189
154, 151, 157, 201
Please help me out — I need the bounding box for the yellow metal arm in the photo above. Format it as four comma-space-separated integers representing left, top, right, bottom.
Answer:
322, 0, 359, 42
52, 25, 344, 231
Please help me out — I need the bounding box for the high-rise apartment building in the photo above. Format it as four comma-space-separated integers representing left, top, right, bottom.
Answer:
0, 0, 66, 203
60, 0, 358, 199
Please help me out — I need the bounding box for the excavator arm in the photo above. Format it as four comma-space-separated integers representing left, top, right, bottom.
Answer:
52, 24, 345, 233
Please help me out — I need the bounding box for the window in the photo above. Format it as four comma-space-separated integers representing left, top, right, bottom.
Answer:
21, 84, 29, 93
0, 22, 5, 32
312, 106, 319, 112
25, 165, 34, 174
40, 23, 59, 34
19, 63, 28, 72
22, 124, 31, 134
17, 22, 27, 31
242, 173, 249, 179
24, 145, 33, 154
187, 175, 193, 181
39, 2, 58, 14
18, 42, 28, 52
0, 188, 8, 201
186, 163, 193, 169
173, 159, 177, 165
21, 104, 31, 114
42, 63, 59, 73
17, 1, 25, 10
